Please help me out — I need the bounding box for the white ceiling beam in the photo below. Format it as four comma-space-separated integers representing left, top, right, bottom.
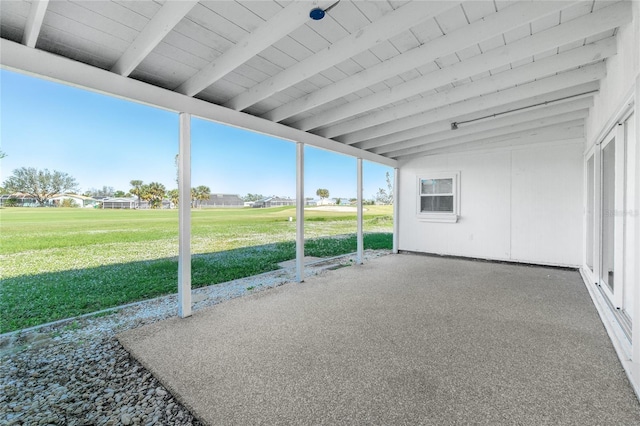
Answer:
22, 0, 49, 48
0, 39, 395, 168
382, 111, 588, 158
111, 1, 198, 76
373, 98, 593, 155
355, 86, 597, 151
330, 37, 615, 141
395, 124, 584, 160
224, 1, 459, 111
176, 1, 334, 97
262, 0, 573, 123
347, 63, 604, 148
294, 0, 630, 132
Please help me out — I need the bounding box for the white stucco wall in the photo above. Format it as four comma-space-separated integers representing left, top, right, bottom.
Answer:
398, 142, 584, 267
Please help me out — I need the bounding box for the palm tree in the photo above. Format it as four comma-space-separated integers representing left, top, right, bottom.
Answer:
316, 188, 330, 200
190, 188, 197, 208
195, 185, 211, 208
167, 189, 179, 208
130, 180, 143, 207
141, 182, 166, 209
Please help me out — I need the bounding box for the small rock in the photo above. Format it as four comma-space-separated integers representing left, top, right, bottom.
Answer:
121, 413, 132, 425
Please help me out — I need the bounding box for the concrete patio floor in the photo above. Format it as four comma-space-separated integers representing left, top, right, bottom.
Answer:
118, 254, 640, 425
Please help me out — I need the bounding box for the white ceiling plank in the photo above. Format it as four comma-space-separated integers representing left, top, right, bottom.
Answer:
329, 38, 615, 142
378, 109, 589, 157
395, 123, 584, 159
0, 38, 395, 167
176, 1, 335, 97
76, 2, 149, 32
225, 1, 459, 111
23, 0, 49, 48
263, 0, 572, 123
462, 1, 498, 23
373, 98, 593, 154
434, 4, 468, 34
293, 1, 630, 132
111, 1, 198, 76
530, 11, 561, 34
343, 64, 604, 147
47, 1, 139, 44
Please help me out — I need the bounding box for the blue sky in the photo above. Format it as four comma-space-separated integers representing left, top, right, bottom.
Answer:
0, 69, 391, 199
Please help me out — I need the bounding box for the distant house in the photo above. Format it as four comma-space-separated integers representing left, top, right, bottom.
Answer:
50, 193, 98, 208
102, 198, 138, 209
253, 196, 296, 208
0, 193, 38, 207
200, 194, 244, 208
0, 192, 98, 208
316, 198, 336, 206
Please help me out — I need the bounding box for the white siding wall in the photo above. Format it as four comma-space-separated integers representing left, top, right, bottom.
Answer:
398, 142, 583, 267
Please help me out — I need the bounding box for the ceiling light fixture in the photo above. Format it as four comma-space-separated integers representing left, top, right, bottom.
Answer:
310, 0, 341, 20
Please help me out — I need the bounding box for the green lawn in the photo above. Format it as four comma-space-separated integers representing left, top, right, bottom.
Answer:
0, 206, 392, 332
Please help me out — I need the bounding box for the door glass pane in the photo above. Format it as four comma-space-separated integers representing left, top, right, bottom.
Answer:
586, 155, 594, 272
601, 139, 615, 291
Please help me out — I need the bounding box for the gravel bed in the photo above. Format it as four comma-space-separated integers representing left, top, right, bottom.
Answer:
0, 250, 390, 425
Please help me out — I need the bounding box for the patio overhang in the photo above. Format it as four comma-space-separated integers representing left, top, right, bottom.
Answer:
2, 0, 639, 408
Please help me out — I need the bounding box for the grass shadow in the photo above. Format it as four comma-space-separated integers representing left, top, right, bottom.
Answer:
1, 233, 392, 333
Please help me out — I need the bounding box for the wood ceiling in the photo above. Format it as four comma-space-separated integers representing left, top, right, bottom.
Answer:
0, 1, 631, 164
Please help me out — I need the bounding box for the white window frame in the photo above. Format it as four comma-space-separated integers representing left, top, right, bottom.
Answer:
417, 171, 460, 223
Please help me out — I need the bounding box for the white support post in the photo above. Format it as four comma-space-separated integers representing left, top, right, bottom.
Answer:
296, 142, 305, 282
356, 158, 364, 265
178, 112, 192, 318
393, 167, 399, 254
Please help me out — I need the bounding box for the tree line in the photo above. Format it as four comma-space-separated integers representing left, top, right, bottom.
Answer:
1, 166, 394, 208
0, 167, 213, 209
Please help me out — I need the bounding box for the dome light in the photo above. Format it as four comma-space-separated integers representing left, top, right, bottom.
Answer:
309, 1, 340, 21
309, 7, 325, 20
